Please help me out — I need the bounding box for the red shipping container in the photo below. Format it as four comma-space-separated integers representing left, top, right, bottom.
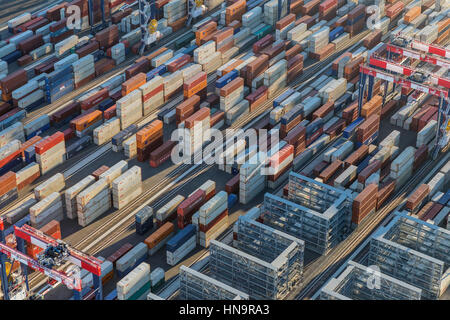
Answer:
34, 132, 65, 155
177, 189, 206, 228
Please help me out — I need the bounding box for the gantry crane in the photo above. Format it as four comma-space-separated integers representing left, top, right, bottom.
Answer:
88, 0, 109, 33
358, 39, 450, 158
138, 0, 161, 55
0, 217, 103, 300
186, 0, 207, 26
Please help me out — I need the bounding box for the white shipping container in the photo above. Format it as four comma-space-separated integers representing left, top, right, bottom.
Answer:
34, 173, 65, 200
117, 262, 151, 300
99, 160, 128, 185
65, 175, 96, 219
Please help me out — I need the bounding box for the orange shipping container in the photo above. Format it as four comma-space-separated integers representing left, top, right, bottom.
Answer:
195, 21, 217, 46
144, 222, 174, 249
71, 110, 103, 132
404, 6, 421, 23
136, 120, 163, 149
121, 72, 146, 96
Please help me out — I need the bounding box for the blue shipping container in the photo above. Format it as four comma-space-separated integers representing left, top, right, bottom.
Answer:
343, 117, 365, 139
274, 89, 295, 108
281, 104, 303, 125
166, 224, 196, 253
228, 194, 238, 208
2, 50, 22, 64
215, 69, 238, 89
104, 289, 117, 300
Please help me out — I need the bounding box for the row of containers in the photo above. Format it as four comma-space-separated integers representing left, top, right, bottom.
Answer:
1, 0, 448, 218
2, 0, 443, 177
0, 0, 412, 174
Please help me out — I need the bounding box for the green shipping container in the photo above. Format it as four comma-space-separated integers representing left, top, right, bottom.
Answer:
128, 281, 151, 300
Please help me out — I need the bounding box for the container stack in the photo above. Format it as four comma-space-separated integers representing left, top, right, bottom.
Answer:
139, 76, 164, 116
183, 107, 211, 155
240, 153, 267, 204
144, 222, 175, 256
352, 183, 378, 225
166, 224, 196, 266
163, 70, 184, 101
356, 114, 380, 146
194, 41, 221, 74
416, 120, 437, 148
264, 59, 287, 98
267, 144, 294, 189
93, 117, 121, 145
112, 166, 142, 210
177, 189, 207, 229
117, 262, 151, 300
99, 160, 129, 186
319, 0, 338, 21
264, 0, 286, 26
176, 95, 201, 125
225, 0, 246, 26
35, 132, 66, 174
345, 5, 366, 37
149, 140, 177, 168
72, 54, 95, 89
30, 192, 64, 229
405, 184, 430, 214
390, 146, 415, 190
123, 135, 137, 159
44, 66, 74, 103
135, 206, 154, 235
164, 0, 187, 25
0, 172, 18, 209
0, 123, 25, 147
309, 27, 332, 60
194, 191, 229, 247
110, 42, 126, 65
184, 72, 207, 99
34, 173, 65, 200
275, 14, 296, 40
112, 125, 139, 152
117, 90, 143, 129
156, 195, 185, 227
65, 175, 96, 219
116, 242, 148, 278
220, 77, 245, 112
77, 178, 111, 227
361, 95, 382, 119
15, 162, 40, 191
318, 78, 347, 103
136, 120, 164, 162
71, 110, 103, 138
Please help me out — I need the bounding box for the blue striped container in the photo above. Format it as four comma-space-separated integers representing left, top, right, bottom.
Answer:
181, 44, 198, 56
356, 155, 372, 175
281, 104, 303, 125
65, 136, 92, 159
98, 98, 115, 111
438, 191, 450, 206
274, 89, 295, 108
343, 117, 364, 139
228, 194, 238, 208
329, 26, 344, 42
166, 224, 196, 253
112, 125, 139, 148
0, 110, 26, 130
2, 50, 22, 64
215, 69, 238, 89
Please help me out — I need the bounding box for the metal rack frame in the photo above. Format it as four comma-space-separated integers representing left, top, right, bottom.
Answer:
320, 261, 422, 300
262, 172, 353, 255
179, 266, 249, 300
368, 211, 450, 300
